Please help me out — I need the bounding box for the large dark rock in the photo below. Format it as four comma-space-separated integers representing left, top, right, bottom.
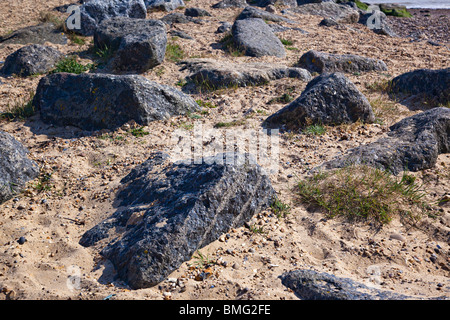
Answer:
94, 17, 167, 73
0, 131, 39, 204
212, 0, 248, 9
319, 107, 450, 175
0, 44, 63, 77
72, 0, 147, 36
280, 270, 417, 300
298, 50, 388, 74
236, 6, 296, 23
232, 18, 286, 58
390, 68, 450, 108
263, 72, 375, 130
0, 23, 68, 46
145, 0, 185, 11
33, 73, 200, 131
184, 7, 212, 17
79, 152, 275, 289
180, 58, 311, 90
290, 2, 360, 24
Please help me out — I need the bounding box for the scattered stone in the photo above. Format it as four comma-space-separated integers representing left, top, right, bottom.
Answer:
145, 0, 185, 11
80, 152, 275, 289
185, 7, 211, 17
17, 237, 26, 245
389, 233, 406, 242
297, 50, 388, 74
236, 6, 296, 23
0, 23, 68, 46
72, 0, 147, 36
169, 30, 194, 40
280, 269, 417, 300
263, 72, 375, 130
319, 17, 339, 27
0, 131, 39, 204
231, 18, 286, 58
320, 107, 450, 174
390, 68, 450, 109
0, 44, 63, 77
216, 22, 232, 33
94, 17, 167, 73
33, 73, 200, 131
290, 2, 360, 24
160, 12, 201, 26
180, 58, 311, 90
212, 0, 248, 9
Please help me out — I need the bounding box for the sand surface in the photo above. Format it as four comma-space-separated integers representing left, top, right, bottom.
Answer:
0, 0, 449, 300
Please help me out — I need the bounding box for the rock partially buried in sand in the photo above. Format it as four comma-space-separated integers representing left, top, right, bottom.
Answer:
0, 131, 39, 204
0, 44, 63, 77
145, 0, 185, 11
33, 73, 200, 131
319, 107, 450, 175
280, 269, 418, 300
290, 2, 360, 24
180, 58, 311, 90
0, 23, 68, 46
236, 6, 296, 23
79, 152, 275, 289
212, 0, 248, 9
298, 50, 388, 74
390, 68, 450, 109
232, 18, 286, 58
263, 72, 375, 130
94, 17, 167, 74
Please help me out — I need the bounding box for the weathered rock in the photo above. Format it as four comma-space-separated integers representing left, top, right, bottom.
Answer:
236, 6, 296, 23
297, 50, 388, 74
232, 18, 286, 58
280, 270, 416, 300
72, 0, 147, 36
145, 0, 184, 11
0, 131, 39, 204
319, 17, 339, 27
94, 17, 167, 73
379, 3, 412, 18
0, 23, 68, 46
180, 58, 311, 90
263, 72, 375, 130
216, 21, 232, 33
0, 44, 63, 77
33, 73, 200, 131
251, 0, 299, 7
212, 0, 248, 9
184, 7, 211, 17
79, 152, 275, 289
169, 30, 193, 40
160, 12, 202, 26
390, 68, 450, 108
290, 2, 360, 24
320, 107, 450, 174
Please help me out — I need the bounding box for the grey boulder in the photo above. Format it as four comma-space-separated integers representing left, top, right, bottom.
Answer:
180, 58, 311, 90
263, 72, 375, 130
72, 0, 147, 36
0, 44, 63, 77
298, 50, 388, 74
290, 2, 360, 24
319, 107, 450, 175
0, 131, 39, 204
33, 73, 200, 131
390, 68, 450, 109
145, 0, 185, 11
232, 18, 286, 58
236, 6, 296, 23
281, 270, 419, 300
212, 0, 248, 9
79, 152, 275, 289
0, 23, 68, 46
94, 17, 167, 73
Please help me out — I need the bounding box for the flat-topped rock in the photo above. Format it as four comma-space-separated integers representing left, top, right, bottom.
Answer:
290, 2, 360, 24
180, 58, 311, 90
33, 73, 200, 131
298, 50, 388, 74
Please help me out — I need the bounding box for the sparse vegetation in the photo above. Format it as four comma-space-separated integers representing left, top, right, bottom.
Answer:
50, 56, 94, 74
1, 92, 35, 121
302, 124, 327, 136
271, 198, 291, 219
214, 119, 246, 128
191, 250, 216, 268
166, 42, 185, 63
297, 165, 432, 225
219, 33, 245, 57
129, 126, 150, 137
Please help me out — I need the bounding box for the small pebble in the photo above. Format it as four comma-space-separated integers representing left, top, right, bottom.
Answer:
17, 237, 26, 245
